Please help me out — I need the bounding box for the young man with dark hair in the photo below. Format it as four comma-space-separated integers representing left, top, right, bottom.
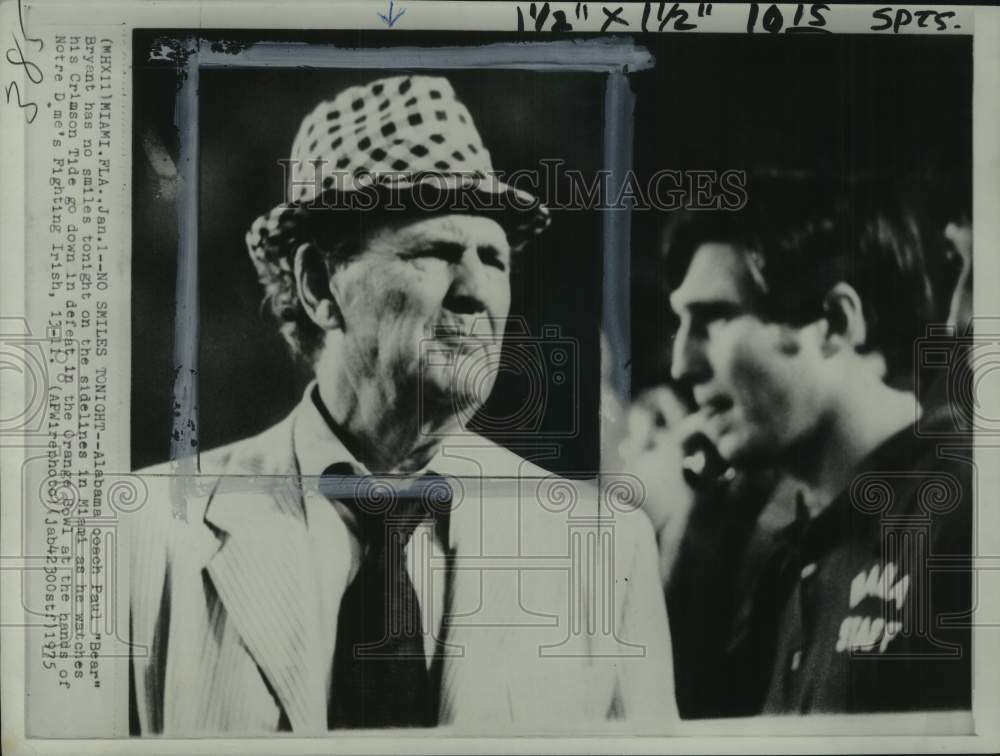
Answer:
665, 174, 972, 714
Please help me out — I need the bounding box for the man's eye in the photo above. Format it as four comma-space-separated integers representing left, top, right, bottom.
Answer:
409, 245, 460, 264
698, 304, 742, 325
480, 250, 508, 272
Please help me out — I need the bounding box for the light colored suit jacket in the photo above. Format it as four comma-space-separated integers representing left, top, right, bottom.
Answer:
127, 405, 678, 734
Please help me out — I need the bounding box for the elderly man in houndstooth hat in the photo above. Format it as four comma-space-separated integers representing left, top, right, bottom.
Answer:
128, 75, 677, 734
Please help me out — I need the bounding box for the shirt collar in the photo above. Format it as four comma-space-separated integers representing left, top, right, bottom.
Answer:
293, 382, 364, 479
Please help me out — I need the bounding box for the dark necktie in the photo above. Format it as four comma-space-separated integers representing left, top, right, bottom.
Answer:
321, 464, 450, 729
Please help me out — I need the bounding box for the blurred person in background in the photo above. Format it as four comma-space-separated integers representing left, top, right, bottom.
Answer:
621, 382, 790, 718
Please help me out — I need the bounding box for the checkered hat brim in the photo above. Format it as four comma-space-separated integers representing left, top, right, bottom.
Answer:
246, 75, 550, 272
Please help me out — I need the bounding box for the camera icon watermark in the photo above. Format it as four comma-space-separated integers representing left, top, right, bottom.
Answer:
0, 317, 79, 444
418, 317, 579, 438
915, 318, 1000, 436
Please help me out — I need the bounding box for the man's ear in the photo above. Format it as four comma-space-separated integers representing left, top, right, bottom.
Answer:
293, 242, 343, 330
821, 282, 867, 355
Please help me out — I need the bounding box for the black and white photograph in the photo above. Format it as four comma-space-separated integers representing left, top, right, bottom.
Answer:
126, 25, 975, 734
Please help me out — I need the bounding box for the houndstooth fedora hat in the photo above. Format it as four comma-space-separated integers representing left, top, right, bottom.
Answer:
246, 75, 551, 270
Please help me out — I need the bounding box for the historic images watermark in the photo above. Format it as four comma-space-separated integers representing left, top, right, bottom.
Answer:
280, 159, 749, 213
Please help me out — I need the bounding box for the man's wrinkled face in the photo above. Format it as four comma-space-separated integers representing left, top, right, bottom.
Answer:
669, 242, 827, 465
328, 213, 512, 419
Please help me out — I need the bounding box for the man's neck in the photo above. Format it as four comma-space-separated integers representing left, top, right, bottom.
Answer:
782, 382, 921, 517
314, 374, 459, 475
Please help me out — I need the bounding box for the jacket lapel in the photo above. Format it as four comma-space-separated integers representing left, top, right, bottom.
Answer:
432, 445, 601, 729
436, 474, 513, 726
201, 416, 330, 732
433, 447, 520, 727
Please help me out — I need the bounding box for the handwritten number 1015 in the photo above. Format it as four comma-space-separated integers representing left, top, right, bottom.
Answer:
747, 3, 830, 34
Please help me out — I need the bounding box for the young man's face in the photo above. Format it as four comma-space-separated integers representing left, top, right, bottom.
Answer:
669, 242, 828, 465
328, 213, 512, 420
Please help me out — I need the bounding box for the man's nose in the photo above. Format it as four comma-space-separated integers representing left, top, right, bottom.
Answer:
443, 247, 490, 315
670, 321, 709, 385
